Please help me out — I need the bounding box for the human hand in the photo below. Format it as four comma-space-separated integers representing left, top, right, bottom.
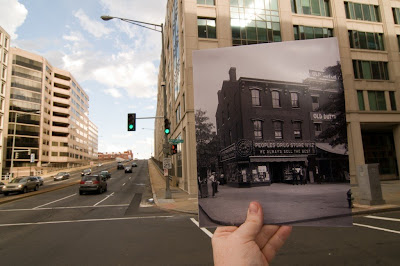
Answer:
212, 201, 292, 266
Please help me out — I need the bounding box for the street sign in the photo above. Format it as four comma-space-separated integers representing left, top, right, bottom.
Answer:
30, 153, 35, 163
168, 139, 184, 144
163, 158, 172, 169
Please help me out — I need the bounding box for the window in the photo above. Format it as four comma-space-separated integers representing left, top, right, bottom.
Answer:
272, 90, 281, 108
348, 31, 384, 51
231, 0, 281, 46
4, 37, 8, 48
52, 152, 58, 156
197, 0, 214, 5
251, 89, 260, 106
1, 67, 6, 79
314, 123, 322, 135
345, 2, 380, 22
291, 0, 330, 17
291, 92, 299, 108
176, 104, 181, 123
2, 51, 7, 63
198, 18, 216, 38
398, 35, 400, 52
393, 8, 400, 24
274, 121, 283, 139
368, 91, 386, 111
389, 91, 397, 111
357, 90, 365, 111
353, 60, 389, 80
311, 96, 319, 111
253, 120, 263, 139
294, 25, 333, 40
293, 121, 302, 139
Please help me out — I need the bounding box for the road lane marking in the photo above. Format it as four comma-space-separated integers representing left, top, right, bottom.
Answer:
353, 223, 400, 234
122, 183, 126, 186
365, 215, 400, 222
0, 204, 129, 212
190, 218, 213, 238
33, 194, 76, 209
93, 192, 114, 206
129, 177, 131, 180
0, 215, 174, 227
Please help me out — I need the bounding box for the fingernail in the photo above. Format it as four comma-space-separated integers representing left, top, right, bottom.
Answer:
249, 202, 258, 214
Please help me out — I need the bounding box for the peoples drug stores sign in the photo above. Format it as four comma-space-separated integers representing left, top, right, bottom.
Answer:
253, 141, 316, 156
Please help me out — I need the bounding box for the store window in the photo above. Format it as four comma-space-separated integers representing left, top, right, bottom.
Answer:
293, 121, 302, 139
272, 90, 281, 108
253, 120, 263, 139
352, 60, 389, 80
294, 25, 333, 40
368, 91, 386, 111
197, 0, 214, 5
348, 30, 384, 51
357, 90, 365, 111
389, 91, 397, 111
198, 18, 216, 39
345, 2, 380, 22
291, 92, 299, 108
273, 121, 283, 139
291, 0, 330, 17
251, 89, 261, 106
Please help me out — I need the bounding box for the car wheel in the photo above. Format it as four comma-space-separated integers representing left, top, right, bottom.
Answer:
104, 186, 108, 192
34, 185, 39, 191
22, 187, 27, 194
98, 187, 102, 194
3, 192, 8, 196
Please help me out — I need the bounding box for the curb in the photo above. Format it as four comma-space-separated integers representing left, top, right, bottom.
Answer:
351, 206, 400, 216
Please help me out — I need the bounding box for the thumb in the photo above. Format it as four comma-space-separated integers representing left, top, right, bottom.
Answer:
234, 201, 263, 241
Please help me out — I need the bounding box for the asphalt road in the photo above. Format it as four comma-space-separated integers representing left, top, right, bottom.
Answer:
0, 161, 399, 265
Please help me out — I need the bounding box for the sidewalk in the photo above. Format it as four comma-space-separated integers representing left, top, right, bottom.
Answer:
148, 159, 400, 219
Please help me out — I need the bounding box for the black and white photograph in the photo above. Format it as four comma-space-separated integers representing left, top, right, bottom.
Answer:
193, 38, 352, 227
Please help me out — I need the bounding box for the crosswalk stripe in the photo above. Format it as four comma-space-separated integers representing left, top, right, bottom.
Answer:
353, 223, 400, 234
190, 218, 213, 238
365, 215, 400, 222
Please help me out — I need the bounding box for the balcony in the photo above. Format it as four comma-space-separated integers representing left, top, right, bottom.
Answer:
53, 87, 70, 97
50, 136, 69, 143
52, 126, 69, 134
52, 106, 70, 116
53, 79, 70, 89
52, 116, 69, 124
53, 96, 70, 106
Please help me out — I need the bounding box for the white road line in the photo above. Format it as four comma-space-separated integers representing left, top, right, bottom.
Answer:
365, 215, 400, 222
353, 223, 400, 234
33, 194, 76, 209
129, 177, 131, 180
93, 192, 114, 206
0, 204, 129, 212
0, 215, 174, 227
122, 183, 126, 186
190, 218, 213, 238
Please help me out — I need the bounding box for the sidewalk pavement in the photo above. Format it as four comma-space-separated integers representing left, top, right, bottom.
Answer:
148, 158, 400, 219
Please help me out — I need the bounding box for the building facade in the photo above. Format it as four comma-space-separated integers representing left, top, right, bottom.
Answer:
3, 48, 98, 176
156, 0, 400, 194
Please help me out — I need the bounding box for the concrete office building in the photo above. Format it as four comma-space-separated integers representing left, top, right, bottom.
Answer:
3, 48, 98, 176
0, 26, 10, 179
155, 0, 400, 194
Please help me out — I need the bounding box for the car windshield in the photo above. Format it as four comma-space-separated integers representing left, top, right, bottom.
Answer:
101, 171, 108, 174
82, 176, 98, 181
57, 172, 66, 176
10, 177, 28, 183
83, 169, 91, 173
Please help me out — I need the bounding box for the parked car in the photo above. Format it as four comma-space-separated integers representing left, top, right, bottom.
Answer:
132, 162, 138, 167
125, 166, 132, 173
79, 175, 107, 195
54, 172, 70, 181
36, 176, 44, 186
81, 169, 92, 176
117, 163, 124, 170
0, 182, 5, 194
100, 171, 111, 179
2, 176, 40, 196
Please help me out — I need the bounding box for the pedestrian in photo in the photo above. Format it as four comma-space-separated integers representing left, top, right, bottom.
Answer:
209, 172, 217, 197
292, 166, 298, 185
197, 175, 202, 198
315, 166, 321, 184
299, 166, 305, 185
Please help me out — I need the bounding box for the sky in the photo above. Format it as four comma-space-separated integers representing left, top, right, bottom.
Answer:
0, 0, 167, 159
192, 38, 341, 128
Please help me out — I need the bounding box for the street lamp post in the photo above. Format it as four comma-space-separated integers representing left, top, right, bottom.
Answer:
101, 15, 171, 199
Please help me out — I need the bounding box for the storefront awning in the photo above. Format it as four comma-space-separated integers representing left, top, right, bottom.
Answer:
316, 143, 347, 155
249, 156, 308, 163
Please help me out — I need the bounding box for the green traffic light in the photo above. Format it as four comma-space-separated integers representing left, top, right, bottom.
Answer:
164, 128, 170, 134
129, 124, 134, 130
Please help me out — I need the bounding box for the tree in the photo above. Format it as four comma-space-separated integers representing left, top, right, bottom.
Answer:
316, 62, 348, 149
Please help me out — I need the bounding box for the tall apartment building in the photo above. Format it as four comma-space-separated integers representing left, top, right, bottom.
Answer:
0, 26, 10, 178
155, 0, 400, 194
88, 120, 99, 160
3, 48, 98, 175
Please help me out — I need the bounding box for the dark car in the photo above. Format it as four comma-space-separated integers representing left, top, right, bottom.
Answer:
100, 171, 111, 179
125, 166, 132, 173
117, 163, 124, 170
79, 175, 107, 195
81, 168, 92, 176
2, 176, 39, 196
131, 162, 138, 167
54, 172, 70, 181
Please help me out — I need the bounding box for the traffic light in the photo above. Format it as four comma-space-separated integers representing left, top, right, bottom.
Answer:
128, 113, 136, 131
171, 144, 177, 154
164, 119, 170, 135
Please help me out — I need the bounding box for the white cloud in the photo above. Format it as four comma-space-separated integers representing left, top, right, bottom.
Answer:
74, 9, 113, 38
104, 88, 122, 98
0, 0, 28, 39
144, 105, 155, 110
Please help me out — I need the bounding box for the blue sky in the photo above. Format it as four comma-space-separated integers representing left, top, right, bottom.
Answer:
0, 0, 167, 158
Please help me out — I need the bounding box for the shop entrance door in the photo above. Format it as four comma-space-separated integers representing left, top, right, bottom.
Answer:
270, 163, 285, 183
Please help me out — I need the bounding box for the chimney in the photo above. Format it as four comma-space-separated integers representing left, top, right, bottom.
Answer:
229, 67, 237, 82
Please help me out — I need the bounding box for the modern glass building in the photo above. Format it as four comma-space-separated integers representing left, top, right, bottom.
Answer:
156, 0, 400, 194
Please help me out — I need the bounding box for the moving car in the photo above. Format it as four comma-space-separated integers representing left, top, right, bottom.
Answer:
132, 162, 138, 167
79, 175, 107, 195
81, 169, 92, 176
117, 163, 124, 170
0, 182, 4, 194
54, 172, 70, 181
100, 170, 111, 179
125, 166, 132, 173
36, 176, 44, 186
2, 176, 40, 196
